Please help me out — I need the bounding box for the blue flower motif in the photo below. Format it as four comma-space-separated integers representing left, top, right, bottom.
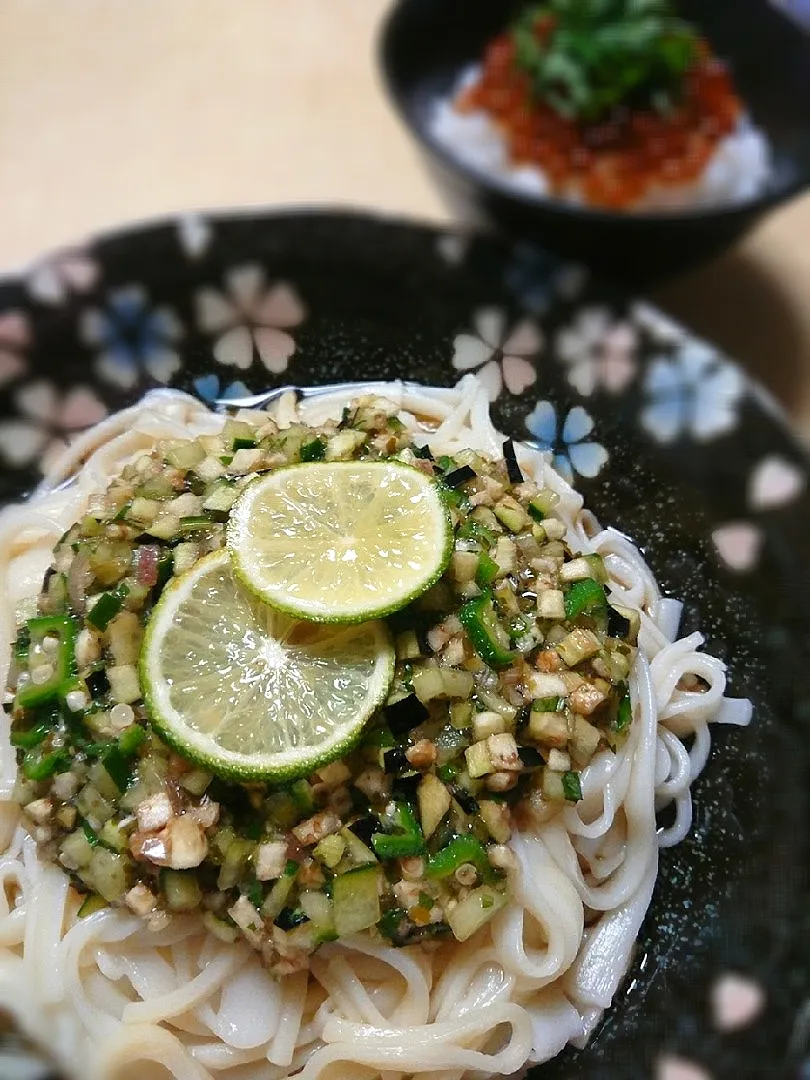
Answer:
525, 401, 608, 483
80, 285, 183, 389
505, 245, 561, 315
505, 244, 588, 315
193, 374, 251, 404
640, 340, 744, 444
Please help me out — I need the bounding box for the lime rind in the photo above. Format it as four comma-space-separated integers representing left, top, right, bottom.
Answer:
140, 550, 395, 783
227, 460, 453, 625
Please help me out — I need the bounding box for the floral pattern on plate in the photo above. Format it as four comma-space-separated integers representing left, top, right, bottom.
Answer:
195, 265, 305, 374
80, 285, 183, 388
451, 307, 542, 400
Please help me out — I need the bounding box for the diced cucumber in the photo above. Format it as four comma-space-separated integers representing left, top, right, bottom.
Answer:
202, 481, 238, 513
137, 475, 175, 500
59, 829, 95, 871
339, 827, 378, 867
299, 889, 334, 934
161, 869, 203, 911
165, 439, 205, 470
223, 419, 256, 448
145, 516, 181, 541
412, 665, 446, 704
84, 848, 128, 902
446, 885, 507, 942
449, 701, 473, 729
202, 911, 240, 943
217, 837, 255, 890
99, 819, 128, 853
333, 866, 381, 936
395, 630, 422, 661
465, 740, 494, 778
78, 893, 108, 918
77, 783, 115, 830
417, 773, 451, 839
325, 430, 366, 460
173, 542, 200, 576
129, 497, 159, 524
261, 868, 296, 921
313, 833, 345, 869
440, 669, 475, 699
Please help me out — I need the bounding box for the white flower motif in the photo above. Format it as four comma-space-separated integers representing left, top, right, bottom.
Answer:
177, 214, 213, 260
556, 307, 638, 396
27, 248, 99, 305
196, 265, 305, 374
632, 301, 688, 346
640, 341, 745, 444
0, 310, 31, 388
436, 232, 470, 266
80, 285, 184, 389
525, 400, 608, 483
451, 307, 542, 401
748, 455, 806, 510
0, 380, 107, 472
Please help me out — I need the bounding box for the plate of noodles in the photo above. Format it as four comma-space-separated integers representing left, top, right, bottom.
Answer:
0, 209, 808, 1080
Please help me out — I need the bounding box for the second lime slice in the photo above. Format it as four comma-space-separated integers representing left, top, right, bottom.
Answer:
227, 460, 452, 623
140, 550, 394, 782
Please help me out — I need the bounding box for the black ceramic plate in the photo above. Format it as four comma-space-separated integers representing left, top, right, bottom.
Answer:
0, 210, 808, 1080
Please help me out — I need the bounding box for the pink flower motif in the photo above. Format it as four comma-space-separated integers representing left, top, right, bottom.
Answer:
0, 310, 31, 389
196, 265, 305, 374
556, 308, 638, 397
27, 248, 99, 305
711, 522, 763, 573
0, 380, 107, 473
451, 307, 542, 402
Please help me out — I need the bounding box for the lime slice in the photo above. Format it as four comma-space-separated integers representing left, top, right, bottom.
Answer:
227, 461, 452, 623
140, 550, 394, 782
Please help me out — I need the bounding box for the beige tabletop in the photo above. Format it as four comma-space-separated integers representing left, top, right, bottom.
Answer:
2, 0, 809, 443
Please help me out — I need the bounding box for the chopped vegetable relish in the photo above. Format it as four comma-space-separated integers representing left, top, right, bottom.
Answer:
5, 396, 638, 974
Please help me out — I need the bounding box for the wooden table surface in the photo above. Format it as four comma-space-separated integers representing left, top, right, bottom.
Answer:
2, 0, 809, 443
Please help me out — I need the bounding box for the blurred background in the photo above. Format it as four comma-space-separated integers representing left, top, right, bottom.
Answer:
1, 0, 810, 438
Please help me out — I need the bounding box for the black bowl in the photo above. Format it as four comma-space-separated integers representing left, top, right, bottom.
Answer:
379, 0, 810, 286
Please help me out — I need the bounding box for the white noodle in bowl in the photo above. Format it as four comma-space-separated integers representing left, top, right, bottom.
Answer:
0, 375, 752, 1080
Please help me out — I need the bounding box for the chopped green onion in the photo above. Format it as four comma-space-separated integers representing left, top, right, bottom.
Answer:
232, 437, 256, 452
436, 763, 458, 783
15, 616, 77, 709
87, 585, 130, 632
531, 696, 566, 713
118, 724, 146, 756
371, 800, 425, 860
98, 745, 131, 792
300, 438, 326, 462
564, 578, 607, 620
613, 693, 632, 733
562, 770, 583, 803
10, 721, 51, 750
22, 747, 69, 781
475, 551, 499, 589
458, 592, 517, 669
178, 516, 213, 533
82, 820, 100, 847
425, 834, 496, 883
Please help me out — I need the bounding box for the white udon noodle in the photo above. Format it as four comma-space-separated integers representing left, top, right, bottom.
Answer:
0, 375, 752, 1080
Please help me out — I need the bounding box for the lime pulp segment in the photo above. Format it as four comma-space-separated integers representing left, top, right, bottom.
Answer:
140, 551, 395, 782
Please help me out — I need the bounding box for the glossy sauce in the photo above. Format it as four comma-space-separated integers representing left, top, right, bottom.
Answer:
457, 32, 743, 209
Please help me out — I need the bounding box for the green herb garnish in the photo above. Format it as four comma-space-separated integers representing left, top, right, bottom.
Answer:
511, 0, 699, 123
